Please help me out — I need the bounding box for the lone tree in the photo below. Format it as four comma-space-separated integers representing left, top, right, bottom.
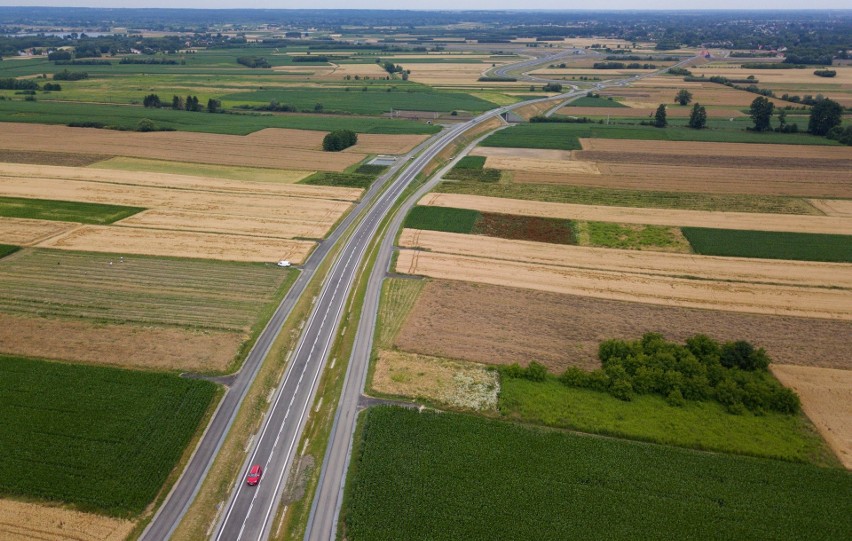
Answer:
206, 98, 221, 113
688, 103, 707, 129
749, 96, 774, 132
322, 129, 358, 152
653, 104, 667, 128
674, 89, 693, 106
808, 98, 843, 136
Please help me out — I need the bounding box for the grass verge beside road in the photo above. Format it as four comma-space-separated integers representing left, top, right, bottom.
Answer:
342, 407, 851, 541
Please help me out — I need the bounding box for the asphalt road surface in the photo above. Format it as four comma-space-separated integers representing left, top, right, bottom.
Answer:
302, 55, 702, 541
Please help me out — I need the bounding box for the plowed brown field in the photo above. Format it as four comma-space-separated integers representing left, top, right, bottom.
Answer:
41, 225, 314, 262
0, 124, 422, 171
771, 365, 852, 469
0, 499, 134, 541
579, 138, 852, 159
510, 167, 852, 198
583, 151, 852, 171
601, 82, 787, 107
395, 280, 852, 373
0, 217, 78, 246
0, 313, 240, 372
418, 193, 852, 234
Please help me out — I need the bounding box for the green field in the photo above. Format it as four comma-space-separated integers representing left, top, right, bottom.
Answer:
683, 228, 852, 262
565, 96, 627, 108
480, 121, 837, 149
453, 155, 487, 169
582, 221, 688, 251
0, 196, 143, 224
480, 123, 584, 150
0, 100, 440, 135
404, 206, 481, 233
0, 245, 19, 259
500, 377, 833, 464
0, 249, 290, 331
343, 407, 852, 541
435, 182, 819, 214
0, 354, 217, 516
222, 87, 497, 115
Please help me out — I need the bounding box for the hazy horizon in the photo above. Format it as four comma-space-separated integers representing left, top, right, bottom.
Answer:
1, 2, 851, 11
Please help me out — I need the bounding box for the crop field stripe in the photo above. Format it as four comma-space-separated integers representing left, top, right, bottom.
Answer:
0, 196, 144, 225
0, 245, 18, 259
344, 407, 852, 541
683, 228, 852, 262
0, 100, 440, 135
0, 354, 218, 516
403, 206, 481, 234
0, 249, 289, 330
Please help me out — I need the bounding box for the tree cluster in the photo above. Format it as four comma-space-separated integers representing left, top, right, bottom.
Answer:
52, 70, 88, 81
814, 69, 837, 78
674, 88, 692, 106
236, 56, 270, 68
503, 333, 800, 415
322, 129, 358, 152
542, 83, 562, 92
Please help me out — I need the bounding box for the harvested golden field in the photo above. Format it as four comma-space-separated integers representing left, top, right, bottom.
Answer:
395, 280, 852, 373
89, 157, 314, 184
0, 499, 134, 541
41, 225, 314, 262
344, 133, 430, 155
600, 83, 786, 107
399, 229, 852, 289
396, 231, 851, 320
419, 193, 852, 234
771, 365, 852, 469
320, 62, 388, 80
0, 217, 78, 246
557, 106, 746, 118
471, 147, 574, 160
484, 156, 599, 175
0, 162, 361, 201
810, 199, 852, 217
510, 166, 852, 198
118, 209, 331, 239
0, 313, 240, 372
579, 138, 852, 160
406, 62, 491, 86
0, 123, 375, 171
371, 349, 499, 411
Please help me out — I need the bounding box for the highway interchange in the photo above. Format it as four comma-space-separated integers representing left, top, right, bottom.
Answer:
141, 47, 698, 541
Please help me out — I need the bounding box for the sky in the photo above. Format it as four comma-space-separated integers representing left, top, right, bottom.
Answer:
1, 1, 850, 10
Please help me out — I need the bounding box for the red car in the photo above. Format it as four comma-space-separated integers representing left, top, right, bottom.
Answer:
246, 464, 263, 486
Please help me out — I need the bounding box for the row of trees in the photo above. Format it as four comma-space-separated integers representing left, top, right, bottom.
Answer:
651, 102, 706, 130
749, 96, 843, 137
142, 93, 220, 113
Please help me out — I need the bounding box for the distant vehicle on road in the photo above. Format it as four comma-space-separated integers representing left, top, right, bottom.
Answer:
277, 260, 291, 268
246, 464, 263, 486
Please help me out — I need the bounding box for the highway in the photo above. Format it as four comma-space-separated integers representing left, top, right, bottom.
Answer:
143, 47, 698, 541
302, 55, 702, 541
138, 133, 441, 541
